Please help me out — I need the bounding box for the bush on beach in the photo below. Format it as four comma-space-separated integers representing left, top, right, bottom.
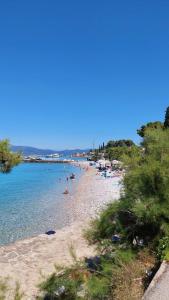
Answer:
37, 247, 156, 300
88, 128, 169, 249
0, 139, 21, 173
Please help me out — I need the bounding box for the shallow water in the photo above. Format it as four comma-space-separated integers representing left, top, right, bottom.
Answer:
0, 162, 83, 245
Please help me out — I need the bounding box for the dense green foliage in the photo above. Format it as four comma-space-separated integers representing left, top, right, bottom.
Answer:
0, 139, 21, 173
89, 127, 169, 256
92, 139, 136, 161
106, 139, 135, 148
105, 145, 140, 161
137, 107, 169, 137
103, 139, 136, 161
137, 121, 163, 137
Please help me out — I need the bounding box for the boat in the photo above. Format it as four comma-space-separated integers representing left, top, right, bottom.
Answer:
45, 153, 60, 158
52, 153, 60, 158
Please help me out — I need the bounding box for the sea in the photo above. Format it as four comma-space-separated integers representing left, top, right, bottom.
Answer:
0, 160, 84, 245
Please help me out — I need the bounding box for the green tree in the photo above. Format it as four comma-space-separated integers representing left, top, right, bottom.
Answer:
91, 127, 169, 249
122, 128, 169, 240
105, 145, 139, 161
164, 106, 169, 128
106, 139, 134, 148
137, 121, 163, 137
0, 139, 21, 173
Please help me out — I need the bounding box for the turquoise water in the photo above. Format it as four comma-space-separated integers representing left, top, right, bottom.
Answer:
0, 162, 83, 245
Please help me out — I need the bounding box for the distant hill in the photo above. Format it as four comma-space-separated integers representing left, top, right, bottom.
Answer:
11, 145, 89, 156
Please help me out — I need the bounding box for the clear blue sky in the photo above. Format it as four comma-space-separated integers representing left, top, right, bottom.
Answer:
0, 0, 169, 149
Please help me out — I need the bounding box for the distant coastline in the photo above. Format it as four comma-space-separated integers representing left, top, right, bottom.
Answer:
11, 145, 90, 156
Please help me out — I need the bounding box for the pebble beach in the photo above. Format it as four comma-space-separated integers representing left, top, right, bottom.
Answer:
0, 162, 122, 299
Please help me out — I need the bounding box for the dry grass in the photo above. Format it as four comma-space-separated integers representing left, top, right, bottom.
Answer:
0, 279, 23, 300
0, 279, 8, 300
112, 250, 156, 300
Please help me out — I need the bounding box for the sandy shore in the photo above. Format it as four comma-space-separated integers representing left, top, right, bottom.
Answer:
0, 162, 121, 299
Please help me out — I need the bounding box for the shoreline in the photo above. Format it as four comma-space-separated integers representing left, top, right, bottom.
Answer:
0, 162, 121, 299
0, 161, 84, 246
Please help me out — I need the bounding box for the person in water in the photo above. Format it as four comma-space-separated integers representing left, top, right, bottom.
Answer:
63, 188, 69, 194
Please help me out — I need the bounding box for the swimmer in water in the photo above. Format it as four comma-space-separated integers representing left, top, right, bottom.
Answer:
63, 188, 69, 194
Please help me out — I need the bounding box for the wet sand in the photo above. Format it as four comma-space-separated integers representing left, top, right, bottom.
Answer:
0, 162, 121, 299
